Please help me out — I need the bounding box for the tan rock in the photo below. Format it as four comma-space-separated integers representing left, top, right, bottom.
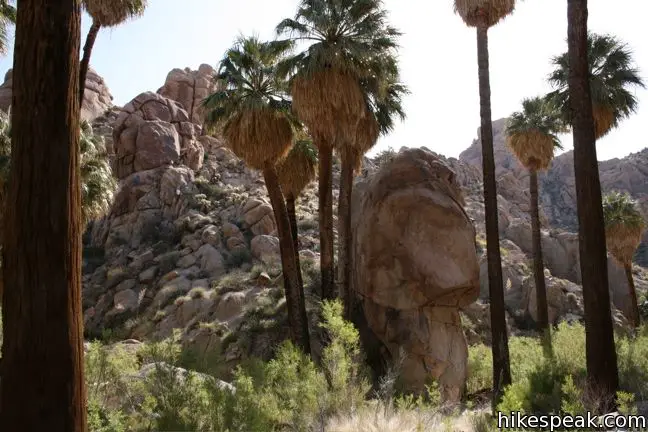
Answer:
351, 148, 479, 401
242, 198, 276, 236
157, 64, 218, 125
251, 235, 280, 265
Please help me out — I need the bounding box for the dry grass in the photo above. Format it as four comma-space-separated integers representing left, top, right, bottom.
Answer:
453, 0, 516, 28
606, 223, 646, 264
592, 104, 615, 139
506, 129, 555, 171
326, 404, 442, 432
292, 69, 367, 147
83, 0, 147, 27
223, 108, 293, 170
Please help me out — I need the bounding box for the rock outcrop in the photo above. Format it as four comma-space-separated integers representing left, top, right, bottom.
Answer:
112, 92, 205, 178
0, 67, 113, 122
157, 64, 218, 126
351, 148, 480, 401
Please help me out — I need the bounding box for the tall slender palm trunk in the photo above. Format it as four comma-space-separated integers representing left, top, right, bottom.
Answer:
623, 263, 640, 328
286, 194, 304, 290
530, 169, 549, 332
318, 142, 335, 301
263, 165, 310, 354
567, 0, 618, 412
79, 20, 101, 105
338, 151, 354, 320
476, 24, 511, 411
0, 0, 86, 429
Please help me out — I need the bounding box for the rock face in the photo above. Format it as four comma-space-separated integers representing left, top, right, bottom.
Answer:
351, 147, 480, 401
157, 64, 218, 126
0, 67, 113, 122
459, 118, 648, 266
112, 92, 204, 178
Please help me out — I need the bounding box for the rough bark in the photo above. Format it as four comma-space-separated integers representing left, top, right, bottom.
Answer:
286, 194, 304, 290
78, 20, 100, 105
338, 153, 354, 319
624, 263, 640, 329
263, 165, 310, 354
530, 169, 549, 332
476, 24, 511, 411
318, 142, 335, 301
0, 0, 86, 429
567, 0, 618, 412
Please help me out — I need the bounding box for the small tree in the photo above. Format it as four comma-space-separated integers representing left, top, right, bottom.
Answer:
602, 191, 646, 328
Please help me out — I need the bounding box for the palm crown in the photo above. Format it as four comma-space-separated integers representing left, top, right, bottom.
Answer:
202, 36, 297, 170
547, 33, 645, 139
506, 96, 564, 171
602, 191, 645, 230
83, 0, 147, 27
276, 0, 401, 80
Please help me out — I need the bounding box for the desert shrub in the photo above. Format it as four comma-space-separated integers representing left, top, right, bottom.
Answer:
211, 270, 249, 295
466, 343, 492, 394
617, 324, 648, 398
226, 247, 253, 269
373, 146, 397, 167
194, 177, 226, 201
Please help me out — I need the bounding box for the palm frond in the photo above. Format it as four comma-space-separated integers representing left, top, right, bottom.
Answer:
546, 32, 645, 138
83, 0, 148, 27
453, 0, 516, 28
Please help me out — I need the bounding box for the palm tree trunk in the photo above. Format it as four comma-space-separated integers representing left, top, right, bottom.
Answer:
263, 164, 310, 354
338, 151, 354, 320
286, 193, 304, 290
476, 24, 511, 412
624, 263, 640, 328
318, 141, 335, 301
530, 169, 549, 332
0, 0, 86, 429
567, 0, 618, 412
79, 20, 101, 105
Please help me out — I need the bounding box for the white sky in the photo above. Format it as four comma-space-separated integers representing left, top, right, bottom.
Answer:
0, 0, 645, 160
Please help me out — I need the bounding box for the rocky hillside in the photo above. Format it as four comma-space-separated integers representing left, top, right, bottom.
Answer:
4, 64, 633, 365
459, 118, 648, 266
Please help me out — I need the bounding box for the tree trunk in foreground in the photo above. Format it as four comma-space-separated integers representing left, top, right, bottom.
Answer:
286, 194, 304, 291
0, 0, 86, 430
338, 152, 354, 320
78, 20, 100, 105
318, 142, 335, 301
476, 24, 512, 412
567, 0, 618, 412
530, 169, 549, 333
263, 165, 310, 354
624, 263, 640, 329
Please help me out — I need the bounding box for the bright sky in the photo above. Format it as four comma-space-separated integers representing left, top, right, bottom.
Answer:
0, 0, 645, 161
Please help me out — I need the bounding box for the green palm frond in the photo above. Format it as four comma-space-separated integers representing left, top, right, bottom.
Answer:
547, 32, 645, 131
202, 35, 296, 133
0, 1, 16, 56
602, 191, 645, 229
293, 136, 319, 164
507, 97, 565, 150
276, 0, 401, 82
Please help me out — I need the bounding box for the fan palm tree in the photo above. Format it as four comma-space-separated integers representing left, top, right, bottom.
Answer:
202, 36, 310, 354
276, 136, 318, 290
0, 1, 16, 55
602, 192, 646, 328
506, 97, 564, 339
338, 63, 408, 319
565, 0, 618, 412
1, 0, 86, 428
0, 116, 116, 302
547, 32, 645, 139
79, 0, 147, 103
453, 0, 515, 409
276, 0, 401, 301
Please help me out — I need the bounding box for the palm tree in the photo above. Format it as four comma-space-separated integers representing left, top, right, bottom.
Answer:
79, 0, 147, 103
565, 0, 618, 412
547, 32, 645, 139
1, 0, 86, 428
277, 0, 401, 302
453, 0, 515, 409
338, 64, 407, 319
602, 192, 646, 328
506, 97, 564, 339
276, 136, 318, 291
202, 36, 310, 354
0, 1, 16, 55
